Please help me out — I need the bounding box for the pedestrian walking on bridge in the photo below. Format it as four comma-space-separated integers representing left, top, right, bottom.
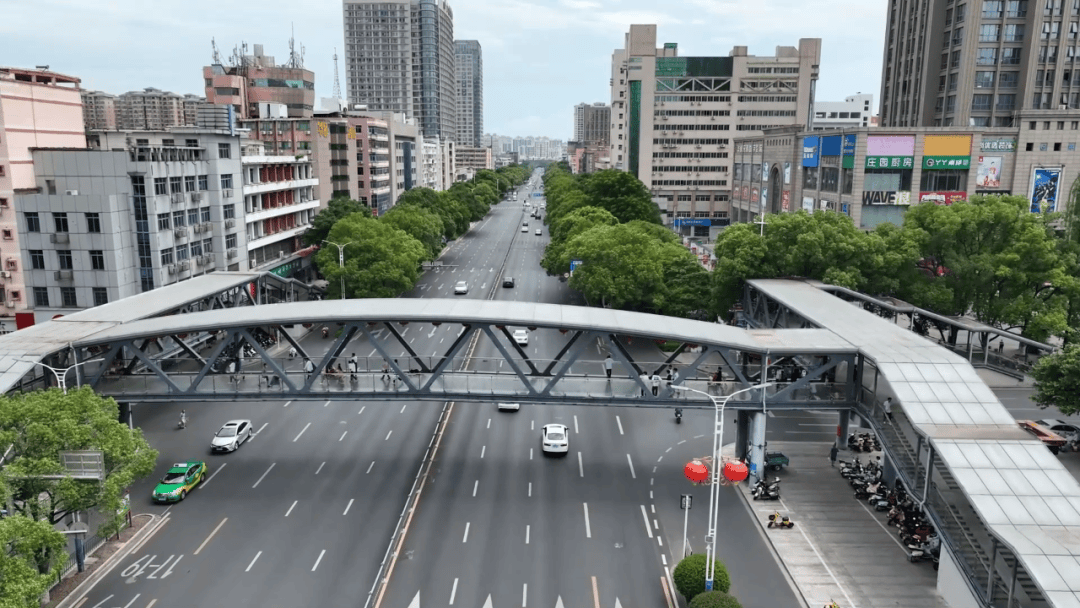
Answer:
604, 355, 614, 379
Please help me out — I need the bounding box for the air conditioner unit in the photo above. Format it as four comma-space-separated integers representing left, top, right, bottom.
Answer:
171, 193, 185, 204
191, 192, 204, 202
192, 224, 202, 234
178, 260, 190, 271
225, 218, 236, 229
50, 233, 70, 244
202, 222, 212, 233
166, 263, 176, 274
4, 301, 13, 308
0, 271, 9, 279
227, 248, 238, 259
65, 190, 79, 195
223, 188, 234, 198
53, 270, 74, 280
203, 254, 213, 265
174, 227, 188, 238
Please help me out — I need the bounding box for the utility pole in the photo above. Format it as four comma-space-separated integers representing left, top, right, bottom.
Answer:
323, 240, 354, 299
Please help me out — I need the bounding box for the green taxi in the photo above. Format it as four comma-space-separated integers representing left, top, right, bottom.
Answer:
152, 461, 207, 503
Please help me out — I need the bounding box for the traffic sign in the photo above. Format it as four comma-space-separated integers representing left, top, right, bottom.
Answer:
681, 494, 692, 510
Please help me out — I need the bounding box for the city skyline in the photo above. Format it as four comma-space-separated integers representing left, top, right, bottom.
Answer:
4, 0, 886, 140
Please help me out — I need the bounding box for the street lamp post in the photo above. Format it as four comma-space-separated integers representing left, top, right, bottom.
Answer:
18, 354, 104, 394
322, 240, 354, 300
672, 381, 774, 591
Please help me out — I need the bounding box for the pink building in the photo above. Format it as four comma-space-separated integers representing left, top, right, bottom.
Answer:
203, 44, 315, 120
0, 67, 85, 331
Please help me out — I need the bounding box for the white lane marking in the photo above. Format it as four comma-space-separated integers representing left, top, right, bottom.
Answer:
578, 451, 584, 477
677, 439, 686, 445
315, 461, 325, 475
324, 401, 330, 408
481, 445, 486, 458
402, 326, 410, 335
530, 448, 533, 460
574, 415, 579, 434
531, 420, 534, 430
358, 406, 365, 416
449, 578, 459, 605
640, 505, 654, 538
311, 549, 326, 571
658, 536, 663, 546
651, 505, 656, 514
293, 423, 311, 442
385, 430, 393, 441
368, 348, 377, 357
252, 464, 275, 488
616, 415, 624, 435
246, 551, 262, 572
254, 422, 268, 438
650, 491, 654, 500
285, 500, 297, 517
487, 418, 491, 429
583, 502, 592, 538
400, 404, 408, 413
473, 480, 479, 497
462, 522, 471, 543
283, 401, 292, 408
194, 518, 227, 555
661, 553, 667, 566
339, 431, 348, 441
523, 584, 528, 607
627, 454, 637, 479
767, 411, 776, 418
201, 463, 226, 488
665, 447, 672, 453
526, 525, 531, 544
528, 482, 532, 497
654, 519, 659, 530
343, 498, 355, 516
120, 595, 140, 608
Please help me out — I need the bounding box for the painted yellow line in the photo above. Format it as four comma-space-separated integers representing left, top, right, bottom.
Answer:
193, 518, 227, 555
145, 600, 158, 608
73, 598, 88, 608
661, 576, 676, 608
591, 576, 600, 608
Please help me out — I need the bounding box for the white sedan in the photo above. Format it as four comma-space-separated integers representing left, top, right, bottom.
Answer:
211, 419, 252, 453
541, 424, 569, 455
454, 281, 468, 294
497, 402, 520, 412
513, 329, 529, 346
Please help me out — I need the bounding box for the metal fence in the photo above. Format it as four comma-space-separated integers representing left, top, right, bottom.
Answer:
51, 513, 131, 589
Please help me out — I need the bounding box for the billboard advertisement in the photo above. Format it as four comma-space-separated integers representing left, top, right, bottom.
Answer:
751, 187, 760, 203
742, 186, 750, 201
821, 135, 843, 156
981, 137, 1016, 153
1031, 167, 1062, 213
802, 196, 815, 212
866, 135, 915, 170
919, 191, 967, 205
976, 156, 1002, 188
862, 191, 912, 205
783, 162, 791, 184
782, 191, 790, 210
842, 134, 857, 168
924, 134, 972, 156
802, 136, 821, 167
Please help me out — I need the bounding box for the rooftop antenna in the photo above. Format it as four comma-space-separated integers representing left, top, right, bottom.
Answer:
332, 47, 342, 99
211, 38, 221, 64
287, 24, 305, 69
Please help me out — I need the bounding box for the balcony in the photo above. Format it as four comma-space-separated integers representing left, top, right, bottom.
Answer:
53, 270, 74, 281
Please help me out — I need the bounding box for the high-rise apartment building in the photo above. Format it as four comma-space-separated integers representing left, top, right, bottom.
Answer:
573, 102, 611, 145
82, 91, 118, 130
610, 25, 820, 238
454, 40, 483, 147
203, 43, 315, 120
879, 0, 1080, 127
0, 67, 86, 332
342, 0, 457, 141
115, 88, 206, 131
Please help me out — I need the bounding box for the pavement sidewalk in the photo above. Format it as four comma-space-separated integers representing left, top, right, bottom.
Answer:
727, 441, 946, 608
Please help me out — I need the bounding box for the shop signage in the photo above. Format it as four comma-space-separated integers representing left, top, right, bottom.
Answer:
842, 134, 857, 156
270, 259, 301, 278
865, 156, 914, 169
802, 136, 820, 167
919, 191, 967, 205
821, 135, 842, 156
674, 218, 711, 226
923, 155, 971, 170
981, 138, 1016, 152
801, 197, 815, 212
861, 191, 912, 205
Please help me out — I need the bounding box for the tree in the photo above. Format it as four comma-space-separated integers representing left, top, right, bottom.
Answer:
0, 388, 158, 572
0, 515, 67, 608
303, 197, 372, 246
688, 591, 743, 608
562, 223, 667, 310
541, 206, 619, 275
655, 248, 712, 318
673, 553, 731, 602
1030, 344, 1080, 415
580, 169, 662, 224
381, 205, 445, 260
314, 213, 426, 298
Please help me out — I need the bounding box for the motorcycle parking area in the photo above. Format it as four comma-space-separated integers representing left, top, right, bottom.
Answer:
735, 440, 947, 608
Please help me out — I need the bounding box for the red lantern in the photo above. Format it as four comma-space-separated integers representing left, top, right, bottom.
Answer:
684, 460, 709, 484
723, 460, 749, 484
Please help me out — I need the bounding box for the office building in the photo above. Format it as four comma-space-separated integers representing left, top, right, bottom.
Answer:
456, 146, 493, 171
203, 43, 315, 120
573, 102, 611, 145
812, 94, 874, 130
342, 0, 457, 141
116, 88, 206, 131
0, 67, 86, 332
610, 25, 821, 239
82, 91, 118, 131
454, 40, 483, 147
879, 0, 1080, 128
17, 130, 248, 322
732, 112, 1080, 229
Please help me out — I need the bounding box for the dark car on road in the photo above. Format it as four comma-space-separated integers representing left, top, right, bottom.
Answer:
503, 277, 515, 288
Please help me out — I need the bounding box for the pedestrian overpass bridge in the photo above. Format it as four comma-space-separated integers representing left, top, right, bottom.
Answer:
0, 272, 1076, 608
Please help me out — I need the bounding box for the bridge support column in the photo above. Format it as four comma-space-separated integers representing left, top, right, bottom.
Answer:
735, 411, 750, 461
118, 402, 132, 429
837, 409, 850, 451
748, 411, 766, 485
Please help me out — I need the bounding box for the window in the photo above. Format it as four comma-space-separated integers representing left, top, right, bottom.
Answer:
952, 50, 962, 67
223, 204, 236, 219
184, 176, 196, 192
203, 238, 213, 253
956, 3, 966, 20
90, 250, 104, 270
820, 167, 840, 192
1060, 120, 1067, 129
1008, 0, 1027, 16
1055, 142, 1063, 150
200, 207, 211, 222
154, 178, 167, 195
60, 287, 76, 308
175, 244, 189, 261
949, 74, 959, 91
1002, 48, 1022, 64
1027, 142, 1035, 150
803, 166, 819, 189
26, 212, 40, 233
947, 95, 958, 112
158, 214, 170, 231
842, 169, 854, 194
997, 93, 1017, 110
53, 213, 69, 232
984, 0, 1004, 16
975, 71, 996, 87
92, 288, 108, 307
977, 48, 998, 64
953, 27, 963, 45
190, 241, 203, 257
1005, 24, 1025, 41
84, 212, 101, 233
939, 75, 947, 91
173, 211, 185, 227
980, 24, 1001, 42
1045, 0, 1063, 15
198, 175, 209, 191
920, 170, 968, 191
187, 209, 199, 226
57, 251, 73, 270
973, 94, 993, 110
33, 287, 48, 307
169, 177, 182, 194
218, 143, 231, 158
160, 248, 174, 266
221, 174, 233, 190
29, 250, 44, 270
972, 116, 991, 126
226, 233, 238, 249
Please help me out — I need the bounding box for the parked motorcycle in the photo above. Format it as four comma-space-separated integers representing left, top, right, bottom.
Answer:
767, 511, 795, 529
752, 478, 782, 501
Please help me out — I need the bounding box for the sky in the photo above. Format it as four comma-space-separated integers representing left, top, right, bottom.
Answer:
5, 0, 887, 141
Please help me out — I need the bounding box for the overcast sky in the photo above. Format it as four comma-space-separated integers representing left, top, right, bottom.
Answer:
5, 0, 887, 140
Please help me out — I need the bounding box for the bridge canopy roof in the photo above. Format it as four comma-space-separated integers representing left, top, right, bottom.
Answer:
750, 279, 1080, 606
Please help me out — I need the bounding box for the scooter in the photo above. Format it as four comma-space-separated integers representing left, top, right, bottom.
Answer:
767, 512, 795, 528
322, 326, 330, 339
908, 534, 940, 568
674, 408, 683, 424
752, 478, 781, 501
177, 413, 187, 429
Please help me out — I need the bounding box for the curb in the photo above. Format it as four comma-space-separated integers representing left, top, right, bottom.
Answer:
53, 513, 161, 608
733, 484, 813, 608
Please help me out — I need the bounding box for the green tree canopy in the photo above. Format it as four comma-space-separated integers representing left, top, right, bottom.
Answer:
303, 197, 372, 246
580, 169, 662, 224
314, 213, 426, 298
1030, 343, 1080, 416
381, 204, 445, 260
0, 515, 67, 607
541, 206, 619, 275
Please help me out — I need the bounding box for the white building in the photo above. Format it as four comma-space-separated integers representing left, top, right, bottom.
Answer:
811, 94, 874, 130
17, 129, 247, 321
240, 140, 319, 273
454, 40, 483, 147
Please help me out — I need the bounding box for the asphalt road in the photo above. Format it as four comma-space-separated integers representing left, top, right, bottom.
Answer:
77, 170, 822, 608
